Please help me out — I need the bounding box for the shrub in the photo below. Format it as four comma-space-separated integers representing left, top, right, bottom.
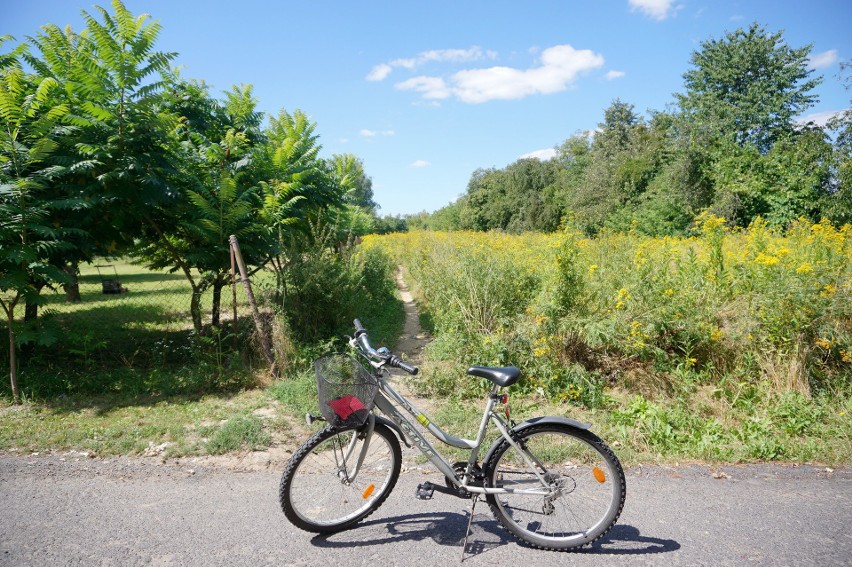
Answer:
366, 221, 851, 408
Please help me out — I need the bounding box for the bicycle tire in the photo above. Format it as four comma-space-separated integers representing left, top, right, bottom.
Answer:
483, 423, 626, 550
280, 422, 402, 533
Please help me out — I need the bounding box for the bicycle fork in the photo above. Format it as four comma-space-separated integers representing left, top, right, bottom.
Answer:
333, 415, 376, 484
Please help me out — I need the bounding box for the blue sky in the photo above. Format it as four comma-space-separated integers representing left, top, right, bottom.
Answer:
4, 0, 851, 216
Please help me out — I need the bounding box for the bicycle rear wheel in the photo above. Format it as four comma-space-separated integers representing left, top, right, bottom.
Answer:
484, 423, 625, 550
280, 422, 401, 533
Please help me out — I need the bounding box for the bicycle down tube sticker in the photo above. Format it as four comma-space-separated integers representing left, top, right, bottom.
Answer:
416, 413, 430, 427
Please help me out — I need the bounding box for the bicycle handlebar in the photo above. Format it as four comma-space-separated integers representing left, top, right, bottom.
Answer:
353, 318, 367, 336
352, 319, 419, 375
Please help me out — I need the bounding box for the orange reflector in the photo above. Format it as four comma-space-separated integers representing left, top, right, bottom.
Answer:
593, 467, 606, 483
362, 484, 375, 498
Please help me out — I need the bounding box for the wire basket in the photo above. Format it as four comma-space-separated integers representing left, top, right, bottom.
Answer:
315, 353, 379, 428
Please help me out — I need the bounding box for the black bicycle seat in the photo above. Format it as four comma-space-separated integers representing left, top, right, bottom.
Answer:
466, 366, 521, 387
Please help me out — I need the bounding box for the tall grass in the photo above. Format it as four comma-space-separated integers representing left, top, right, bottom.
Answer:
363, 217, 852, 463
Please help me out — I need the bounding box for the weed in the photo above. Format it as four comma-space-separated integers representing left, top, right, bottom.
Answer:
364, 222, 851, 464
203, 414, 271, 455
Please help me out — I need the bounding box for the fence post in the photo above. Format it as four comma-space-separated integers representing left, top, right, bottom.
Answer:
230, 244, 238, 352
229, 235, 277, 376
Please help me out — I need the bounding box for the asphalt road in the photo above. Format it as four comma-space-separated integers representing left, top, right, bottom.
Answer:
1, 454, 849, 566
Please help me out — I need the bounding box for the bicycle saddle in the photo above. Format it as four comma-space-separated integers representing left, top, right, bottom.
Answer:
466, 366, 521, 387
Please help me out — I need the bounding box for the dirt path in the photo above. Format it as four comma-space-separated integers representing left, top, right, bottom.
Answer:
392, 267, 430, 366
386, 267, 433, 407
169, 269, 434, 473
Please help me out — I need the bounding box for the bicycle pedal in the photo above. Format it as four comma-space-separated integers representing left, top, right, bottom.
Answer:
415, 482, 434, 500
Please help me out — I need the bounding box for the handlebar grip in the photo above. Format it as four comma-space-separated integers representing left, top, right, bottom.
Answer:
353, 318, 366, 336
398, 361, 419, 375
390, 356, 419, 375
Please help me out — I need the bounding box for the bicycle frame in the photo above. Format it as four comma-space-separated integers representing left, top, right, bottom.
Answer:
365, 370, 553, 497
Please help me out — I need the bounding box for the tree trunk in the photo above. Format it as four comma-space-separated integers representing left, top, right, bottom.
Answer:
24, 281, 45, 323
64, 262, 81, 303
211, 277, 224, 328
8, 314, 18, 404
144, 215, 203, 333
2, 296, 21, 404
190, 288, 203, 333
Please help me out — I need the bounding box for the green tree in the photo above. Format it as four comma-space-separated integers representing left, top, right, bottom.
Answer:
259, 109, 345, 305
135, 80, 266, 331
825, 61, 852, 225
677, 22, 820, 153
20, 0, 177, 318
568, 99, 663, 234
673, 23, 829, 227
455, 158, 561, 233
0, 64, 73, 402
331, 153, 377, 212
329, 153, 378, 236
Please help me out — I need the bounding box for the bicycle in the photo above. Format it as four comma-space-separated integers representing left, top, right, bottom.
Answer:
279, 319, 626, 552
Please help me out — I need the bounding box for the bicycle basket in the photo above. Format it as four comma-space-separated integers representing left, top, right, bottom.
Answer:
314, 354, 379, 428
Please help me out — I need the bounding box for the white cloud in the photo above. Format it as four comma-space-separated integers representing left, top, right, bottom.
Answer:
606, 70, 626, 80
797, 109, 848, 127
366, 64, 392, 81
410, 160, 431, 168
406, 47, 496, 65
360, 129, 395, 138
808, 49, 838, 70
520, 148, 558, 161
367, 46, 495, 81
395, 76, 452, 100
629, 0, 677, 20
396, 44, 604, 104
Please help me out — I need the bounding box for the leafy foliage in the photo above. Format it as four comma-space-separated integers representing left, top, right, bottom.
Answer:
0, 63, 75, 401
412, 23, 844, 236
677, 22, 820, 152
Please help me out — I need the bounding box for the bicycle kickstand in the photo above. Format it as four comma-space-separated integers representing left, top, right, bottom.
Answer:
460, 494, 479, 562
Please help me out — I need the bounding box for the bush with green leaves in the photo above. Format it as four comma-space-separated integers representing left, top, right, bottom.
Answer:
271, 223, 401, 346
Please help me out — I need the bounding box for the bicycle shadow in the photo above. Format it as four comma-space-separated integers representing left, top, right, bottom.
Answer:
311, 511, 679, 559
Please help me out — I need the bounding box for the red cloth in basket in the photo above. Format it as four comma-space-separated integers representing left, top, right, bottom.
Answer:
327, 395, 368, 421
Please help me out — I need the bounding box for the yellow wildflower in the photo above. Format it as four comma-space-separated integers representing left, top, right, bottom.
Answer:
754, 253, 780, 267
821, 284, 837, 297
615, 288, 631, 309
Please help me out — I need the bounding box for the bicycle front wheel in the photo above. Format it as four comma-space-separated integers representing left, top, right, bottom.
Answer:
484, 423, 626, 550
280, 422, 401, 533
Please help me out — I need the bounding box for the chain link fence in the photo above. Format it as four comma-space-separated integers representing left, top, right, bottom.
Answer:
1, 259, 278, 387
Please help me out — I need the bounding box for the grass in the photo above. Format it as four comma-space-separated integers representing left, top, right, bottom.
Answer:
203, 414, 272, 455
363, 221, 852, 466
4, 229, 846, 467
1, 258, 267, 400
400, 388, 851, 467
0, 389, 282, 457
0, 246, 406, 459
